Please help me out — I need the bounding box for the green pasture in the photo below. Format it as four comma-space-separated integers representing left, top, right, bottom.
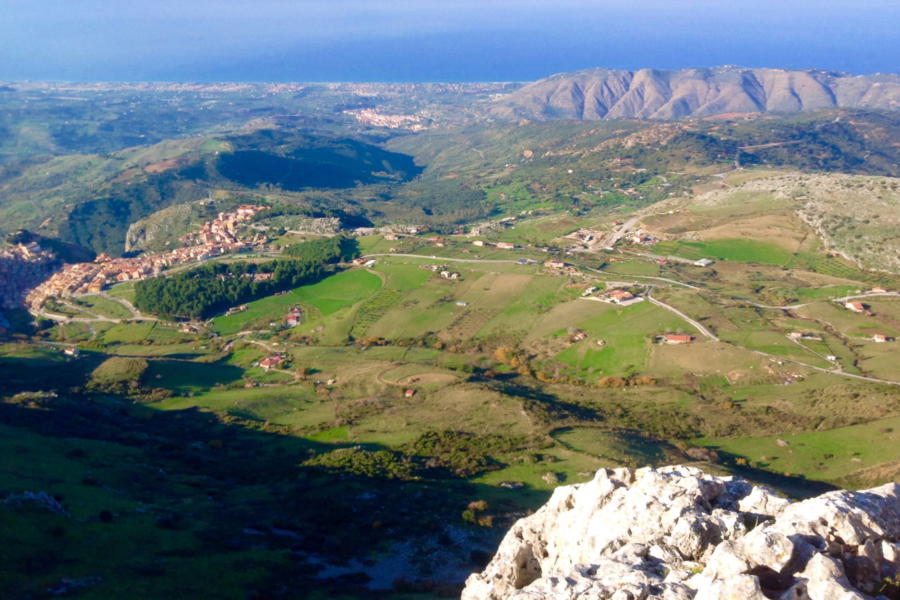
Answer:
151, 384, 329, 428
554, 300, 687, 378
73, 295, 133, 320
211, 269, 382, 335
552, 428, 668, 466
106, 281, 137, 303
654, 238, 794, 265
695, 415, 900, 485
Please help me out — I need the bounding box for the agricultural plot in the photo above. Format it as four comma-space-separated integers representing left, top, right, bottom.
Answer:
493, 214, 581, 245
553, 301, 687, 378
457, 273, 533, 308
648, 342, 764, 381
655, 238, 795, 266
109, 321, 191, 345
100, 321, 159, 344
797, 301, 893, 337
524, 299, 611, 340
603, 260, 660, 276
211, 268, 382, 335
475, 275, 567, 340
376, 261, 432, 289
349, 289, 404, 338
361, 263, 462, 338
855, 340, 900, 382
293, 269, 383, 316
152, 384, 329, 428
111, 342, 207, 357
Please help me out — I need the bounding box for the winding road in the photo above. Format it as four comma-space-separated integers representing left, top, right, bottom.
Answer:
645, 289, 719, 341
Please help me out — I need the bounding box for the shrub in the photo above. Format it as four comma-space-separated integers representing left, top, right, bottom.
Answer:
302, 446, 417, 480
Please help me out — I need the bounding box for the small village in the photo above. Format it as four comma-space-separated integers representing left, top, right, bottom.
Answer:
25, 205, 270, 309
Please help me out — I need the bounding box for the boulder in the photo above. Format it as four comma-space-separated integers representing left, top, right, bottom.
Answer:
462, 466, 899, 600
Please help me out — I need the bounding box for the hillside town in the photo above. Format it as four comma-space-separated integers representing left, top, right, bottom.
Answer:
180, 204, 270, 246
24, 205, 270, 309
342, 108, 426, 130
0, 241, 60, 309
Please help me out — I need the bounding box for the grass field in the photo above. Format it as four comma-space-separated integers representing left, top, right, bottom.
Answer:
654, 238, 794, 265
554, 301, 688, 378
106, 281, 137, 303
552, 428, 668, 466
100, 321, 190, 345
73, 295, 134, 320
211, 269, 382, 336
695, 415, 900, 484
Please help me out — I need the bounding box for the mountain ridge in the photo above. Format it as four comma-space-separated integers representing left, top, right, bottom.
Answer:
492, 66, 900, 120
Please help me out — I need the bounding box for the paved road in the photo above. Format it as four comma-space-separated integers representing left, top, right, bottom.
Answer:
363, 252, 701, 290
32, 309, 119, 324
599, 216, 641, 248
645, 290, 720, 341
361, 253, 521, 264
833, 292, 900, 302
737, 291, 899, 311
579, 264, 701, 290
32, 292, 159, 325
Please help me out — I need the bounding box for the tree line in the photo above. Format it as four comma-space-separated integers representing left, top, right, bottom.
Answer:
134, 237, 359, 319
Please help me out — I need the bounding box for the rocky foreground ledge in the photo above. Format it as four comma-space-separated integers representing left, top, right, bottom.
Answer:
462, 466, 899, 600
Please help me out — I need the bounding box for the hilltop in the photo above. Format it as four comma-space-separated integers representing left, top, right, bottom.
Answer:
492, 66, 900, 120
463, 465, 899, 600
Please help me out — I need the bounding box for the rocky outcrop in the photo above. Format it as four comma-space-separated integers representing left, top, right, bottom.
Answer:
493, 67, 900, 121
462, 466, 899, 600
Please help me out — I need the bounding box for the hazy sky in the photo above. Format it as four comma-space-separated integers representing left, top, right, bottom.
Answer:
1, 0, 898, 81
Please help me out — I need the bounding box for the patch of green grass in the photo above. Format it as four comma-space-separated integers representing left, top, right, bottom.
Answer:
72, 295, 133, 320
99, 322, 158, 344
554, 301, 687, 378
106, 281, 137, 303
151, 384, 329, 427
695, 415, 900, 485
145, 359, 244, 394
211, 269, 382, 336
603, 259, 660, 276
553, 428, 667, 466
295, 269, 382, 316
658, 239, 795, 265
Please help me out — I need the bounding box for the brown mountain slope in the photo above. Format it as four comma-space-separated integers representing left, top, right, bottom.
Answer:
492, 66, 900, 120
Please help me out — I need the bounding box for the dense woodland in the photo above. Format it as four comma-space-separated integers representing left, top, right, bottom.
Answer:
134, 237, 358, 319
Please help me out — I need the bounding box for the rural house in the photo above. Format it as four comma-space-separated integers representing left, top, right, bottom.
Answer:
661, 334, 693, 344
259, 355, 284, 371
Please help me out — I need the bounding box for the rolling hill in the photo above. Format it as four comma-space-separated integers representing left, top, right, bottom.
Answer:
0, 130, 421, 255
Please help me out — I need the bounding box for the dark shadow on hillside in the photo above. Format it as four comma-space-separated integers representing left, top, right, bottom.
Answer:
485, 377, 602, 424
706, 448, 840, 499
0, 349, 108, 396
145, 358, 245, 392
0, 357, 523, 599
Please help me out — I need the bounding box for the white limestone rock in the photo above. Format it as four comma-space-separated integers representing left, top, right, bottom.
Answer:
462, 466, 899, 600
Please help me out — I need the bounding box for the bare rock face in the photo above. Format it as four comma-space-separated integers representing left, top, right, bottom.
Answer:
493, 66, 900, 121
462, 466, 899, 600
